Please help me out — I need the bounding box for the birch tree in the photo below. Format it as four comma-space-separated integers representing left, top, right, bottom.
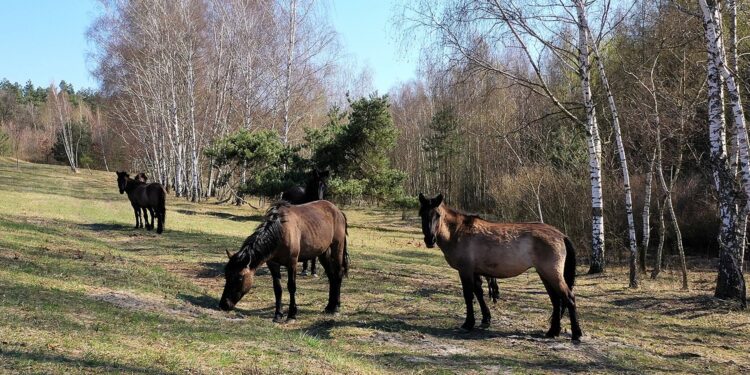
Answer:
48, 84, 78, 173
698, 0, 747, 306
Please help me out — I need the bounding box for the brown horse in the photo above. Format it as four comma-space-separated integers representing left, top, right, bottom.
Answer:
418, 193, 582, 341
219, 200, 349, 322
116, 171, 167, 234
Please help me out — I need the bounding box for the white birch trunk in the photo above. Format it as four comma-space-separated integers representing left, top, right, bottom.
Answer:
699, 0, 746, 306
576, 1, 605, 274
641, 152, 655, 273
282, 0, 297, 145
587, 28, 638, 286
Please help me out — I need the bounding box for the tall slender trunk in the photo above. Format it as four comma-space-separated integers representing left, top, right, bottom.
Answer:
657, 126, 688, 289
641, 151, 655, 273
588, 33, 638, 286
699, 0, 747, 307
282, 0, 297, 145
651, 197, 666, 279
576, 1, 605, 274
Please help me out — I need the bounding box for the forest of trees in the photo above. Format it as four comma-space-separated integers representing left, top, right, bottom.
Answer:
0, 0, 747, 305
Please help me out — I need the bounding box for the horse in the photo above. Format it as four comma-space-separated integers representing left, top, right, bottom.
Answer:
219, 200, 349, 323
116, 171, 167, 234
418, 193, 582, 341
280, 169, 330, 277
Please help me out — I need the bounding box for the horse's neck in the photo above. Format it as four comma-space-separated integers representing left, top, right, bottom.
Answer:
436, 206, 462, 247
124, 179, 142, 194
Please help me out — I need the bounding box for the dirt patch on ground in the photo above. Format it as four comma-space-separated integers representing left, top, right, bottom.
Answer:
88, 289, 223, 320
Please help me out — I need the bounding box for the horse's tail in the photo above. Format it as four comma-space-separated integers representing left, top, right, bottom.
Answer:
341, 211, 349, 277
559, 237, 576, 317
486, 277, 500, 304
563, 237, 576, 291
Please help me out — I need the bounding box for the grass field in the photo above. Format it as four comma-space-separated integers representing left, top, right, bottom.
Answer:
0, 158, 748, 374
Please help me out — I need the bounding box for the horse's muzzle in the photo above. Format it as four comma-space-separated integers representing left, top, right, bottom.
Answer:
424, 236, 436, 248
219, 299, 235, 311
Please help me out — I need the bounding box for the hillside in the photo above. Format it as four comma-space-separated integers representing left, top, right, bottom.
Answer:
0, 159, 748, 374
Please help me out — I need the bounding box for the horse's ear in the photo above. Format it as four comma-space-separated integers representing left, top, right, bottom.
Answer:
225, 249, 234, 259
418, 193, 427, 204
433, 194, 444, 207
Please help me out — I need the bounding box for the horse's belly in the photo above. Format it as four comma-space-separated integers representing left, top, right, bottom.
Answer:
473, 240, 534, 278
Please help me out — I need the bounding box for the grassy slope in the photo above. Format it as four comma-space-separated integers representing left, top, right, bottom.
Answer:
0, 158, 748, 374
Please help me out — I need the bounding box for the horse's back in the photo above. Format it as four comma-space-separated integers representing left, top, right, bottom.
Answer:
135, 182, 166, 207
282, 200, 346, 250
462, 221, 566, 278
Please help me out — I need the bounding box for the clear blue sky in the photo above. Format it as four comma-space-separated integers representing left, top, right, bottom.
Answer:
0, 0, 418, 93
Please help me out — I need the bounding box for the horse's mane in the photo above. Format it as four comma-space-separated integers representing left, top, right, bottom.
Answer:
230, 202, 288, 270
444, 205, 483, 227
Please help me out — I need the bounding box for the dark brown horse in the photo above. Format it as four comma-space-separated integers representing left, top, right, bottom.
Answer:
418, 193, 582, 341
280, 169, 330, 277
116, 171, 167, 234
219, 200, 349, 322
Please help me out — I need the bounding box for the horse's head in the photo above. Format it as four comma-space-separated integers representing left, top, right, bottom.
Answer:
311, 169, 330, 200
418, 193, 444, 248
219, 249, 255, 311
116, 171, 130, 194
135, 173, 148, 183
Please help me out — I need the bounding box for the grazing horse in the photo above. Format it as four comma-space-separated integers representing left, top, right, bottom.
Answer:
116, 171, 167, 234
418, 193, 582, 341
280, 169, 330, 276
219, 200, 349, 322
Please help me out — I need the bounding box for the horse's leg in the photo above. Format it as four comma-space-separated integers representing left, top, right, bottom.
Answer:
473, 275, 491, 328
301, 260, 309, 276
286, 262, 298, 321
310, 258, 318, 277
541, 278, 562, 338
558, 282, 583, 341
132, 204, 141, 228
268, 262, 284, 323
318, 252, 339, 314
148, 208, 156, 230
458, 271, 476, 331
142, 207, 151, 230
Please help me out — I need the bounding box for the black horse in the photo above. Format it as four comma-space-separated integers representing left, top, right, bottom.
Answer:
281, 169, 330, 276
116, 171, 167, 234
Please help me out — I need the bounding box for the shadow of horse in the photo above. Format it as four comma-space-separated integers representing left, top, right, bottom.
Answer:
301, 314, 544, 341
177, 293, 220, 310
175, 209, 263, 222
78, 223, 132, 232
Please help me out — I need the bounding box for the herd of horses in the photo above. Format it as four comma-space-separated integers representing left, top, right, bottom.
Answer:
115, 170, 583, 341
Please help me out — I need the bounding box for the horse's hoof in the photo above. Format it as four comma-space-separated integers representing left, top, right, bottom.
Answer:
458, 326, 473, 333
300, 270, 309, 276
545, 330, 561, 338
156, 229, 163, 234
324, 307, 339, 315
285, 318, 297, 324
479, 321, 491, 329
571, 330, 583, 342
273, 315, 284, 323
311, 273, 318, 278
